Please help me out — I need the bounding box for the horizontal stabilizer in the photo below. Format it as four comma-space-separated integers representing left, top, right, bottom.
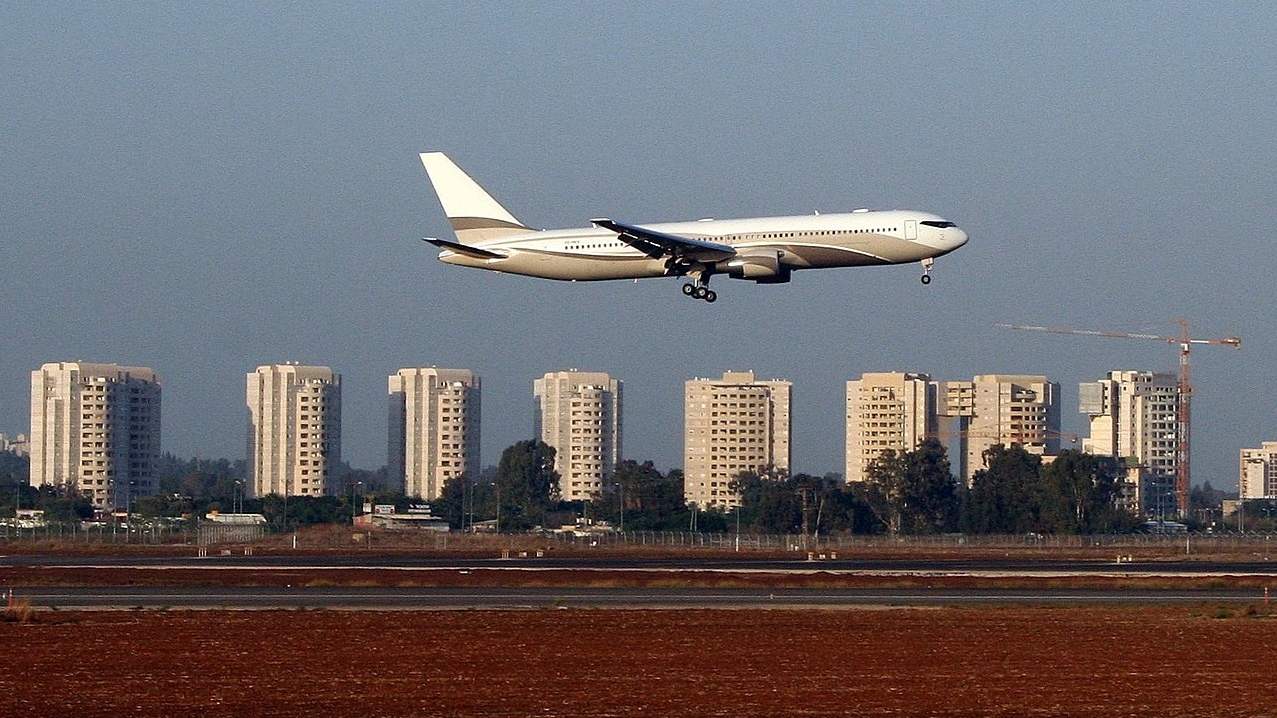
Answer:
423, 237, 505, 260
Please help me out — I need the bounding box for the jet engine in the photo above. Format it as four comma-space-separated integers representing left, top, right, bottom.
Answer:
725, 252, 790, 283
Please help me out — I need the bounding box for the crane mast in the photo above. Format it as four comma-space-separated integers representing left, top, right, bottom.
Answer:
997, 320, 1241, 516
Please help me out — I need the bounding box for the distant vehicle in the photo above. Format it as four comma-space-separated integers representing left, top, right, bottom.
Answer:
15, 509, 45, 529
418, 152, 969, 302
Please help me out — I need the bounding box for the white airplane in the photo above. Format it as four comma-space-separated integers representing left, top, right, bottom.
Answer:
419, 152, 968, 302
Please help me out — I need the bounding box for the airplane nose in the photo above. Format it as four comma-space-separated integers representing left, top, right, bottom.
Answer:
952, 227, 969, 249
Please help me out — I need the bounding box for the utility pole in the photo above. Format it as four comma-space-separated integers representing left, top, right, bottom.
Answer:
798, 485, 812, 543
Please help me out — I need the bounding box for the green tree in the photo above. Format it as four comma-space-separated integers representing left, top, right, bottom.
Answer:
494, 440, 559, 532
899, 439, 960, 534
155, 454, 246, 508
732, 468, 802, 534
860, 440, 959, 535
962, 444, 1044, 534
1039, 450, 1135, 533
823, 484, 880, 535
593, 460, 690, 531
131, 493, 189, 518
731, 469, 854, 536
434, 470, 498, 530
277, 495, 343, 526
36, 484, 93, 522
860, 449, 906, 535
434, 474, 467, 529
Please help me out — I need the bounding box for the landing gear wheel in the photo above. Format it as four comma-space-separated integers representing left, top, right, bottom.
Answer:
704, 290, 717, 303
682, 283, 695, 296
920, 274, 932, 285
693, 286, 709, 300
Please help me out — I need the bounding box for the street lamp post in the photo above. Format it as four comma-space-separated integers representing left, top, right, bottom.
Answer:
351, 481, 362, 524
734, 504, 740, 552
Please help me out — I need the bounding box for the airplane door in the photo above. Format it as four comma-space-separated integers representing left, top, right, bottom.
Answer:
905, 219, 918, 240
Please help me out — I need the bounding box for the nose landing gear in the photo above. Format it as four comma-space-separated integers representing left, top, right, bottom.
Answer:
920, 258, 935, 285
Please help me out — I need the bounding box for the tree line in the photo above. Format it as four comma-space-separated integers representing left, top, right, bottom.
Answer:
0, 441, 1252, 535
0, 452, 385, 529
432, 439, 1146, 536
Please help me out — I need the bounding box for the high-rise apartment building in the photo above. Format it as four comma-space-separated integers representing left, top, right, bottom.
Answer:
29, 362, 161, 510
246, 364, 341, 499
1079, 370, 1178, 513
1239, 442, 1277, 500
533, 370, 622, 501
939, 374, 1060, 484
845, 372, 937, 483
388, 368, 481, 500
684, 370, 792, 508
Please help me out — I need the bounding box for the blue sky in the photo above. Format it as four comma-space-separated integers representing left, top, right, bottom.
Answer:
3, 3, 1274, 488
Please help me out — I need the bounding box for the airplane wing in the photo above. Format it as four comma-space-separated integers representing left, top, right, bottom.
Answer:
423, 237, 505, 260
590, 218, 736, 262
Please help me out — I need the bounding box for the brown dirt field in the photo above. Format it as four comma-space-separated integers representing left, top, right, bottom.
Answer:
4, 606, 1276, 717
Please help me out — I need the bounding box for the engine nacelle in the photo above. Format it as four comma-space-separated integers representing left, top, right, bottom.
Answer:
725, 252, 790, 283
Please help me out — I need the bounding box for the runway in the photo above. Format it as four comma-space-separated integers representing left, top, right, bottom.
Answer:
9, 584, 1270, 610
8, 552, 1277, 575
6, 552, 1277, 609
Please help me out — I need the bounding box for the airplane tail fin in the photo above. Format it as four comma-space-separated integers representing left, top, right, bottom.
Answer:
419, 152, 531, 243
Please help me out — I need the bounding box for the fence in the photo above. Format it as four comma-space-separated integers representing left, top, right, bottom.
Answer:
0, 520, 194, 545
3, 520, 1277, 554
545, 529, 1277, 554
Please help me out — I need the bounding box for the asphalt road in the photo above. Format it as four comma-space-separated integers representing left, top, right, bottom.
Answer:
7, 553, 1277, 609
10, 585, 1271, 610
6, 552, 1277, 574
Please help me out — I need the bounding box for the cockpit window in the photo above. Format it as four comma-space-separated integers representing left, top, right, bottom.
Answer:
920, 221, 956, 229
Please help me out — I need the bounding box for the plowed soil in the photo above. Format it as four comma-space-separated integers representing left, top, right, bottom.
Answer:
5, 606, 1276, 717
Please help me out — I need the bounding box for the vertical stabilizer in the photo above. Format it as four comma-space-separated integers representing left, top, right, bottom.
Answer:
419, 152, 530, 243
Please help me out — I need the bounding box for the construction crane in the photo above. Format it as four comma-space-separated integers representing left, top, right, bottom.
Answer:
996, 319, 1241, 516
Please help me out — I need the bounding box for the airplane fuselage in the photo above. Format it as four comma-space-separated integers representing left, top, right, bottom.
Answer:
418, 151, 968, 301
437, 209, 967, 282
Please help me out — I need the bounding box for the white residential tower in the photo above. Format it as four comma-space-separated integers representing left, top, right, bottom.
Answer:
29, 362, 161, 510
533, 370, 622, 501
388, 368, 481, 500
246, 364, 341, 499
684, 370, 792, 508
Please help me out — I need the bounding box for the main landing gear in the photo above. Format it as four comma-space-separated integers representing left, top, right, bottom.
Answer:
682, 281, 717, 303
920, 258, 935, 285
